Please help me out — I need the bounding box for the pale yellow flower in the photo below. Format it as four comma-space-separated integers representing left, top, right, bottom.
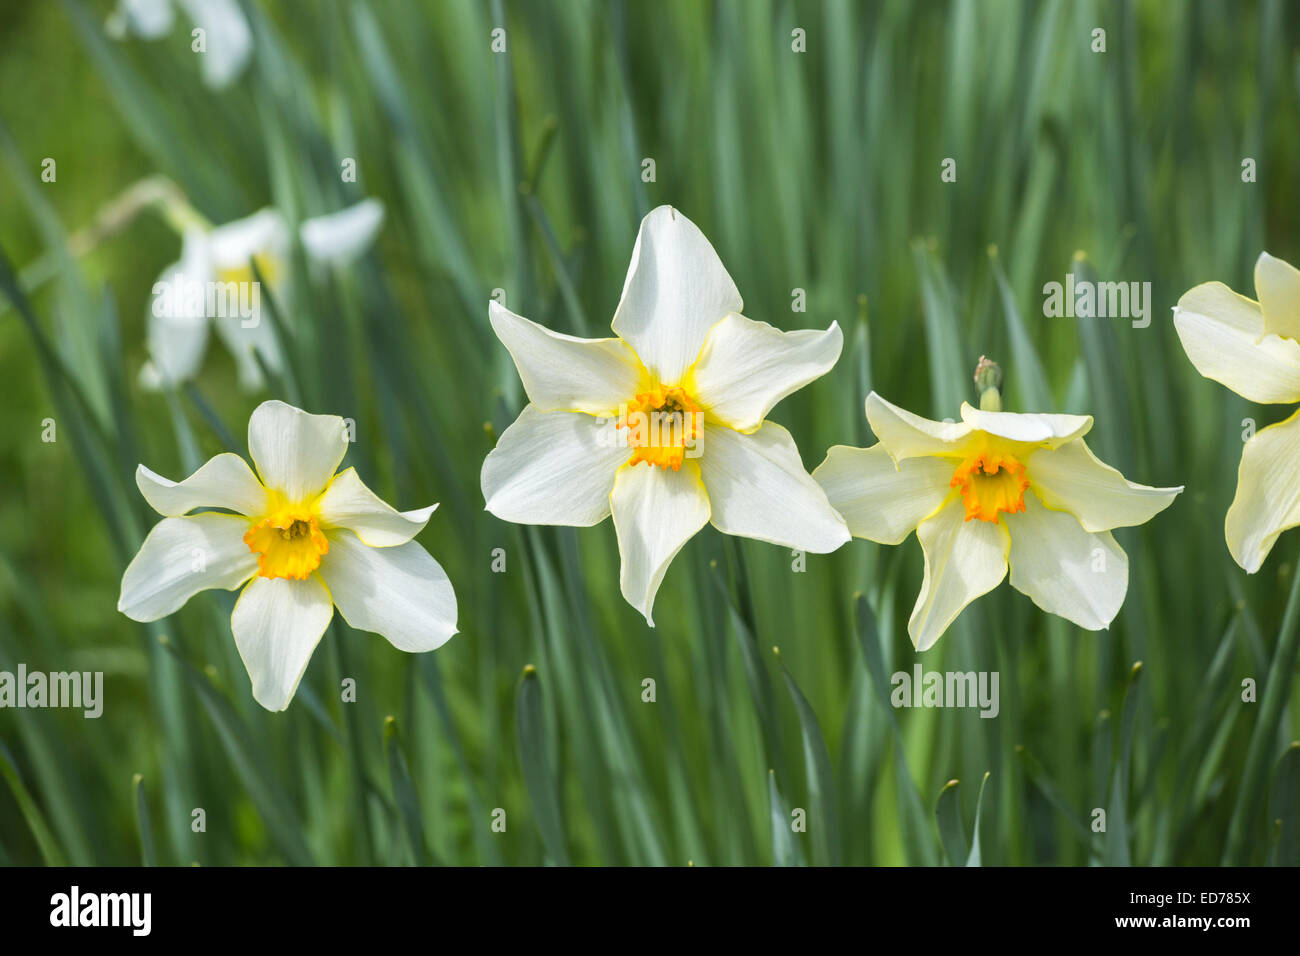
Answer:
814, 392, 1181, 649
1174, 252, 1300, 572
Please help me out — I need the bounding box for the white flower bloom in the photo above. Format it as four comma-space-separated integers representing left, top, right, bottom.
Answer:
1174, 252, 1300, 572
813, 392, 1182, 650
109, 0, 253, 90
118, 400, 457, 711
142, 199, 385, 391
481, 205, 849, 626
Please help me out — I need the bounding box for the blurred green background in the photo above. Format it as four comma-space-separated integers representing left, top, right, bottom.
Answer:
2, 0, 1299, 866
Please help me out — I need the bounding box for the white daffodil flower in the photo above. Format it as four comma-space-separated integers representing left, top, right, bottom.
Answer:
481, 205, 850, 626
118, 400, 457, 711
1174, 252, 1300, 572
813, 392, 1182, 650
108, 0, 253, 90
142, 199, 385, 391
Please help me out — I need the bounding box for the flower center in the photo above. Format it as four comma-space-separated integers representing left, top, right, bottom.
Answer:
217, 251, 280, 287
243, 506, 329, 580
618, 385, 703, 471
950, 452, 1029, 523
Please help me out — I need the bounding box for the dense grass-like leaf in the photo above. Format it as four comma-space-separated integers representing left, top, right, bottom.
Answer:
131, 773, 156, 867
935, 779, 966, 866
1268, 743, 1300, 867
383, 716, 427, 866
777, 649, 841, 867
515, 665, 570, 866
0, 743, 67, 867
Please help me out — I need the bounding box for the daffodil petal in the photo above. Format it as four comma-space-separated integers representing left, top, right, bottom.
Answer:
143, 230, 212, 388
865, 391, 973, 462
813, 443, 953, 544
909, 500, 1009, 651
118, 0, 175, 37
482, 405, 630, 525
611, 459, 710, 627
176, 0, 252, 89
959, 403, 1093, 446
1173, 281, 1300, 404
143, 307, 209, 388
1226, 409, 1300, 573
316, 468, 436, 547
698, 422, 849, 552
687, 314, 842, 432
1254, 251, 1300, 343
1026, 439, 1181, 532
1006, 492, 1127, 630
299, 199, 385, 266
212, 308, 283, 391
206, 210, 288, 391
208, 208, 288, 270
230, 575, 333, 712
611, 205, 742, 384
489, 300, 644, 414
319, 531, 458, 652
136, 454, 268, 518
117, 514, 258, 621
247, 400, 349, 502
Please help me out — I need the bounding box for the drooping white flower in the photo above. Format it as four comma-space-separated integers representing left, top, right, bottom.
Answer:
142, 199, 385, 391
1174, 252, 1300, 572
481, 205, 850, 626
118, 400, 457, 711
813, 392, 1182, 650
108, 0, 253, 90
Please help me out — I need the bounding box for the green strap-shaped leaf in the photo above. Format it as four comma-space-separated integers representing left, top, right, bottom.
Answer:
777, 650, 842, 866
160, 639, 315, 866
1225, 557, 1300, 865
1015, 745, 1091, 846
767, 770, 803, 867
935, 779, 967, 866
383, 717, 427, 866
0, 743, 67, 867
515, 666, 570, 866
132, 773, 156, 867
966, 771, 992, 867
1268, 744, 1300, 866
854, 594, 939, 865
1104, 662, 1143, 867
989, 246, 1052, 411
912, 241, 969, 417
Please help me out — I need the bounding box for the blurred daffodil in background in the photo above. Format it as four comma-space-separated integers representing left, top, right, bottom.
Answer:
142, 199, 385, 390
107, 0, 252, 89
814, 372, 1182, 650
1174, 253, 1300, 573
118, 400, 457, 711
482, 205, 848, 624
